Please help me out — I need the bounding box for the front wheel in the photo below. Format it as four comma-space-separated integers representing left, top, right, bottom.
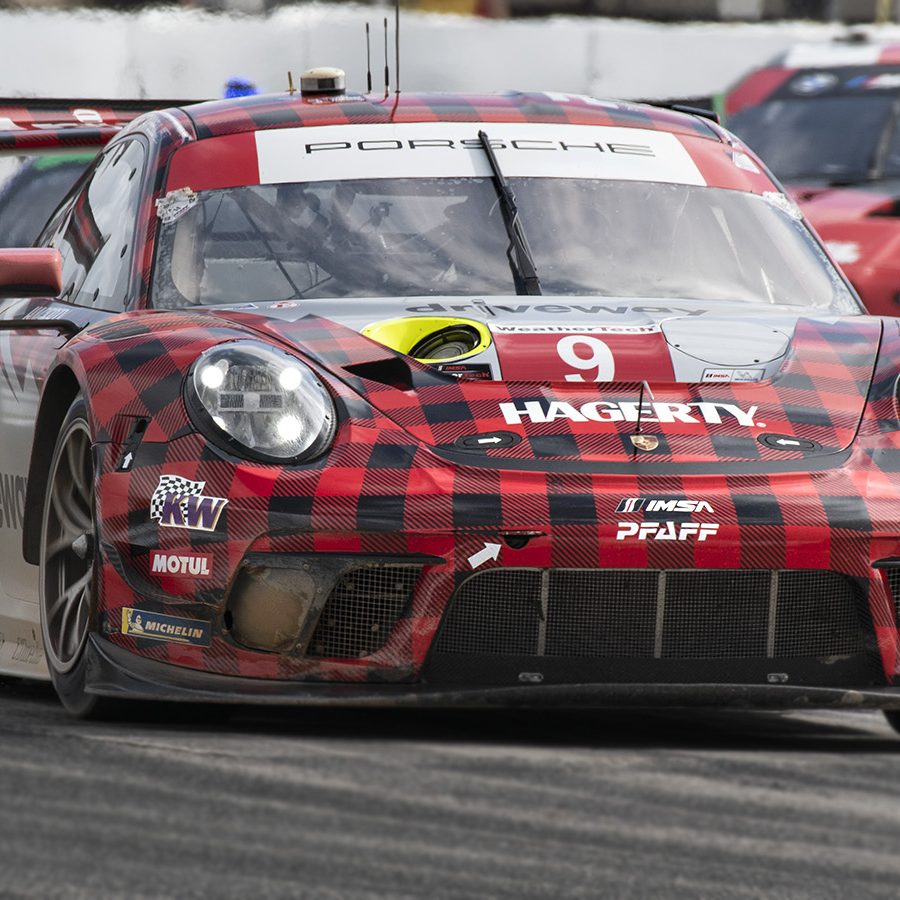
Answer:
39, 395, 116, 718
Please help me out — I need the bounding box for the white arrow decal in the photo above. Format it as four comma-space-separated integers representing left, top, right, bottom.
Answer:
120, 452, 134, 470
477, 436, 503, 445
775, 438, 801, 447
468, 542, 502, 569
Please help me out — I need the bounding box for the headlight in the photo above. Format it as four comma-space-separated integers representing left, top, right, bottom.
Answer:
186, 341, 336, 463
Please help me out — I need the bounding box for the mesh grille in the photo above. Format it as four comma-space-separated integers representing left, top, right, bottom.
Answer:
775, 570, 865, 658
546, 570, 658, 658
433, 568, 866, 660
434, 570, 542, 656
307, 565, 420, 659
662, 570, 770, 659
885, 570, 900, 630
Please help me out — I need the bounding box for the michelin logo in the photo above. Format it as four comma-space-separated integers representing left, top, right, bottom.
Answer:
499, 400, 763, 427
121, 608, 211, 646
150, 475, 228, 532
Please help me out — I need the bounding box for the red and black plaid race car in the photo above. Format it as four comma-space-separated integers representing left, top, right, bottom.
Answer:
3, 71, 900, 726
726, 39, 900, 318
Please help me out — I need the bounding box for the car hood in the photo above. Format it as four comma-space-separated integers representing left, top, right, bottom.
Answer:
788, 182, 899, 225
207, 297, 882, 470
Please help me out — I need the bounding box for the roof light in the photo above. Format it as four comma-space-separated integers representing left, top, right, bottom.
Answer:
300, 67, 346, 97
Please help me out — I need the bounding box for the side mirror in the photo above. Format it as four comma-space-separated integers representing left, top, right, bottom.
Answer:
0, 248, 63, 298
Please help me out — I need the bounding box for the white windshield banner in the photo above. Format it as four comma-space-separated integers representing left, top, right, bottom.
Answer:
254, 121, 706, 186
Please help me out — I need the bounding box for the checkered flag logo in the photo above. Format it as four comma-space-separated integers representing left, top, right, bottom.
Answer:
150, 475, 206, 522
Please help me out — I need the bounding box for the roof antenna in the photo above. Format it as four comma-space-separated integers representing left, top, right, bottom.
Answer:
383, 17, 390, 99
394, 0, 401, 95
365, 23, 373, 94
287, 71, 296, 95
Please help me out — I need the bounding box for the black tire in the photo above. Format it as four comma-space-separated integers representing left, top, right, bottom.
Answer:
883, 710, 900, 735
39, 395, 120, 718
38, 396, 233, 725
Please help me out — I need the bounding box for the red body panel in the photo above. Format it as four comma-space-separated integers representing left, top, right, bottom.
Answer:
0, 248, 61, 296
789, 184, 900, 317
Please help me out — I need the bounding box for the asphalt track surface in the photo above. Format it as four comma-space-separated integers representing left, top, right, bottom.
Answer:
1, 680, 900, 899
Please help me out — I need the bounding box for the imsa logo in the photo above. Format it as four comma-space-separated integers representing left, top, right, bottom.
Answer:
616, 497, 714, 514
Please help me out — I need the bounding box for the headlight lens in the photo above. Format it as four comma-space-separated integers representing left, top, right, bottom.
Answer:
187, 341, 335, 463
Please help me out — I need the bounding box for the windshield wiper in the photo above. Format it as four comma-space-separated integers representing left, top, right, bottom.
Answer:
477, 130, 542, 296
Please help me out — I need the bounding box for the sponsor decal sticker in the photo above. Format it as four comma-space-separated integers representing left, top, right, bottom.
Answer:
615, 496, 719, 541
9, 638, 43, 666
435, 362, 494, 380
121, 608, 212, 646
150, 475, 228, 532
0, 471, 26, 530
615, 497, 714, 513
615, 521, 719, 541
701, 368, 765, 383
255, 122, 707, 187
149, 551, 213, 578
405, 301, 707, 317
155, 187, 198, 225
499, 399, 763, 427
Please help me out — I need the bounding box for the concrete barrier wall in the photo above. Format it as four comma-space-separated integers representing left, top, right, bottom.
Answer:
2, 5, 900, 101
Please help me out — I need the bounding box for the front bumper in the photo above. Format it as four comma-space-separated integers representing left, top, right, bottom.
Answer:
86, 637, 900, 710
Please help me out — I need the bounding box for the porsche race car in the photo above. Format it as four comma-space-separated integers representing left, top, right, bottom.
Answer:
3, 71, 900, 726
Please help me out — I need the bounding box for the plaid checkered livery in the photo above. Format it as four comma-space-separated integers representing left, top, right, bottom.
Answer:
3, 91, 900, 696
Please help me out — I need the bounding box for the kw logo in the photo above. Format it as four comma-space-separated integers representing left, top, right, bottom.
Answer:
150, 475, 228, 533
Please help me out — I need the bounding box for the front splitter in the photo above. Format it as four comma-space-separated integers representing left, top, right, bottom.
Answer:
85, 637, 900, 710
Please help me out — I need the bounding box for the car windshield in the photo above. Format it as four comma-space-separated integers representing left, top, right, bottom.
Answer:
728, 95, 895, 183
151, 177, 857, 313
0, 151, 94, 247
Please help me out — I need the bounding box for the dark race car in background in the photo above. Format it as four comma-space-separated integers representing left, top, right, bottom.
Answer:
0, 99, 194, 247
3, 78, 900, 731
726, 39, 900, 317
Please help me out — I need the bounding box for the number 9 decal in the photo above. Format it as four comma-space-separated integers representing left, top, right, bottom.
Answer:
557, 335, 615, 382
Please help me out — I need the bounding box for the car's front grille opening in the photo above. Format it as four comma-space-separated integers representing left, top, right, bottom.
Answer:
307, 564, 421, 659
884, 569, 900, 631
432, 568, 867, 661
545, 569, 658, 658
